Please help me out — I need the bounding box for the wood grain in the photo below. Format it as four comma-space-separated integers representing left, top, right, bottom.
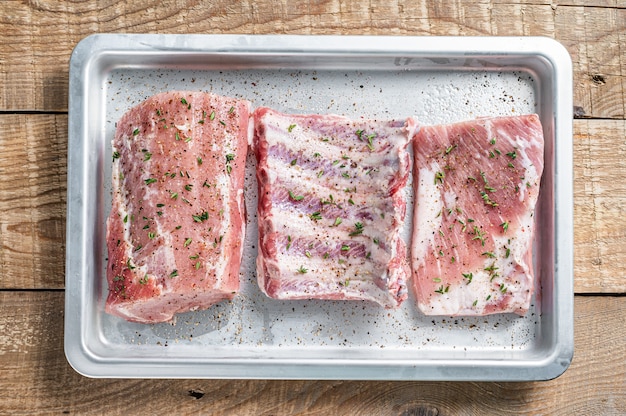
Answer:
574, 119, 626, 292
0, 1, 624, 117
1, 115, 624, 293
0, 291, 622, 415
0, 114, 66, 289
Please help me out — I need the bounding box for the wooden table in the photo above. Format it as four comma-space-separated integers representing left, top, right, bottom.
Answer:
1, 1, 624, 414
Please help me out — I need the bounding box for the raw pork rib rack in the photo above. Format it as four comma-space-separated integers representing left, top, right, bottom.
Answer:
253, 108, 416, 308
106, 91, 250, 323
410, 115, 544, 316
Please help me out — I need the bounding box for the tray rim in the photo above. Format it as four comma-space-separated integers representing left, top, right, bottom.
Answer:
65, 33, 574, 380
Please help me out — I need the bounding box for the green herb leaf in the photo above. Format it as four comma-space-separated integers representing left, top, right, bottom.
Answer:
288, 190, 304, 201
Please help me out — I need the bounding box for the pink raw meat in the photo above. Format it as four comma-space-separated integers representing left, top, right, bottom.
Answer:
106, 91, 250, 323
410, 115, 544, 316
253, 108, 416, 308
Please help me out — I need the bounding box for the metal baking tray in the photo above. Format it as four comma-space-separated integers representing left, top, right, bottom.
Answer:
65, 34, 573, 380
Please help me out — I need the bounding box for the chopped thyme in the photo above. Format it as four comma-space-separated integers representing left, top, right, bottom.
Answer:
490, 138, 496, 145
228, 106, 235, 114
349, 222, 364, 237
192, 211, 209, 222
305, 250, 312, 258
434, 171, 445, 185
112, 151, 120, 160
355, 129, 364, 140
480, 191, 498, 207
286, 235, 292, 250
366, 133, 375, 151
506, 150, 517, 159
297, 265, 308, 274
310, 211, 322, 221
317, 170, 324, 178
226, 153, 235, 162
332, 217, 342, 227
462, 272, 473, 284
132, 128, 140, 136
445, 144, 457, 154
148, 232, 156, 239
143, 151, 152, 161
472, 226, 486, 246
197, 157, 203, 165
183, 238, 192, 247
144, 178, 157, 185
341, 245, 350, 251
473, 299, 478, 306
288, 190, 304, 201
175, 132, 181, 141
435, 285, 450, 294
290, 158, 297, 166
170, 192, 178, 200
169, 270, 178, 278
501, 221, 509, 232
482, 251, 496, 258
139, 275, 148, 285
209, 111, 216, 120
184, 184, 193, 191
288, 124, 297, 132
500, 284, 507, 293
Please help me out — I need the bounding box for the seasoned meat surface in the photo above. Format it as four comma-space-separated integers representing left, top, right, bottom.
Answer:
106, 91, 250, 323
410, 115, 544, 316
253, 108, 415, 308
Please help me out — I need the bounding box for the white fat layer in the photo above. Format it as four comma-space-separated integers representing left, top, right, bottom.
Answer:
412, 163, 444, 269
210, 173, 232, 288
277, 277, 395, 307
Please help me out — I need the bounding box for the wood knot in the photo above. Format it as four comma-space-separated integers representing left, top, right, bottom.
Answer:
399, 405, 440, 416
188, 389, 205, 400
591, 74, 606, 85
573, 106, 586, 118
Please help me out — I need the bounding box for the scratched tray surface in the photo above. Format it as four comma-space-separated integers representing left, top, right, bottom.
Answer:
65, 35, 573, 380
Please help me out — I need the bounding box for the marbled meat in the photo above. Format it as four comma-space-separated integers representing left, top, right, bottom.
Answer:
106, 91, 251, 323
253, 108, 416, 308
410, 114, 544, 316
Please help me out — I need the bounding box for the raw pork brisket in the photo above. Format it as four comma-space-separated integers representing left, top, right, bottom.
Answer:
253, 108, 415, 308
106, 91, 250, 323
410, 115, 544, 316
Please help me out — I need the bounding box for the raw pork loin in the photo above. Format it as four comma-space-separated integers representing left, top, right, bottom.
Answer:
253, 108, 416, 308
410, 115, 544, 316
106, 91, 250, 323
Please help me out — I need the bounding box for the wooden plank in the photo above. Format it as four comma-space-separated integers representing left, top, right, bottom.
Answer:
574, 119, 626, 292
0, 1, 624, 117
1, 116, 625, 293
0, 115, 66, 289
0, 291, 623, 414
